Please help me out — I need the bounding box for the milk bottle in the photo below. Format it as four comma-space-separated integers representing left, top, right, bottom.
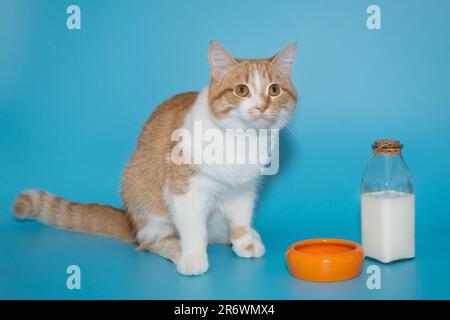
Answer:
361, 140, 415, 263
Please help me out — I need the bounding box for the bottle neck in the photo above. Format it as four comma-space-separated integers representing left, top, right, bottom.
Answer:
372, 152, 402, 157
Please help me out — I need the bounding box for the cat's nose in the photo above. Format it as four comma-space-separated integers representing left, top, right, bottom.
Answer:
255, 104, 268, 112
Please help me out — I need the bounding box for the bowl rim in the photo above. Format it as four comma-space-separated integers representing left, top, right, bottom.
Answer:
287, 238, 363, 257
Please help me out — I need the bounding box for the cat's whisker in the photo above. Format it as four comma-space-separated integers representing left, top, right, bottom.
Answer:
285, 123, 303, 144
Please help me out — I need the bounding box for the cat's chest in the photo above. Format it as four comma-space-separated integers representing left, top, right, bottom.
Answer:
199, 162, 261, 186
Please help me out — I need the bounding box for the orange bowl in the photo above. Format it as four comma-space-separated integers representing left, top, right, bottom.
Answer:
286, 238, 365, 282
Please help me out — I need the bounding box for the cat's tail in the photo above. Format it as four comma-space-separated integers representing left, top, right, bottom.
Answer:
12, 190, 135, 242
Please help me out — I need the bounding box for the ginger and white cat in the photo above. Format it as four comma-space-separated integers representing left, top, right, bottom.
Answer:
13, 41, 297, 275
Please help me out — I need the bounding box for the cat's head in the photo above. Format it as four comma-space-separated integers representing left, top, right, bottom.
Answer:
208, 41, 297, 130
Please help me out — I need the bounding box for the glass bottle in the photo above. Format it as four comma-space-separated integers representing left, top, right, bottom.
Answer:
361, 140, 415, 263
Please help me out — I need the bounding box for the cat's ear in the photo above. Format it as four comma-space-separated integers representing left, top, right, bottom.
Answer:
208, 41, 237, 81
271, 42, 297, 77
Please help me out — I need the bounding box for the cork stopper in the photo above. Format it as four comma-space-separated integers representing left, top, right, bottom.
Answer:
372, 139, 403, 155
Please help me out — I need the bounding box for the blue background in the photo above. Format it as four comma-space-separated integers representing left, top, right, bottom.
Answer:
1, 0, 449, 299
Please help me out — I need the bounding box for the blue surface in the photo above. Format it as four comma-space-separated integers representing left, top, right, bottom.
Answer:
1, 0, 450, 299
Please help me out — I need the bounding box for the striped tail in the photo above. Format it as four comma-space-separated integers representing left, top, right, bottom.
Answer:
13, 190, 135, 242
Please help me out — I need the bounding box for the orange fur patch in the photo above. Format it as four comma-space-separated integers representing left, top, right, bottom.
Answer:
231, 226, 249, 240
122, 92, 198, 230
245, 243, 255, 252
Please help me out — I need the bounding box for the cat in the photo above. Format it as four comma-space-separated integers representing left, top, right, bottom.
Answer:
12, 41, 298, 275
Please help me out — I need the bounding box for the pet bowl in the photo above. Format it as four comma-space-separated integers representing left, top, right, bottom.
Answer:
286, 238, 365, 282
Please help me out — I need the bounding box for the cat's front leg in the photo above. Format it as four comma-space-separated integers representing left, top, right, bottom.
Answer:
220, 188, 265, 258
169, 185, 210, 276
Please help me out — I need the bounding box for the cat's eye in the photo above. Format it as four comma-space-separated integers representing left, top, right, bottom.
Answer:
269, 84, 281, 96
235, 84, 249, 97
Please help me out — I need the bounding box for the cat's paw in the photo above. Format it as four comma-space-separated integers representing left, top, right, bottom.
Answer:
176, 254, 209, 276
232, 229, 265, 259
